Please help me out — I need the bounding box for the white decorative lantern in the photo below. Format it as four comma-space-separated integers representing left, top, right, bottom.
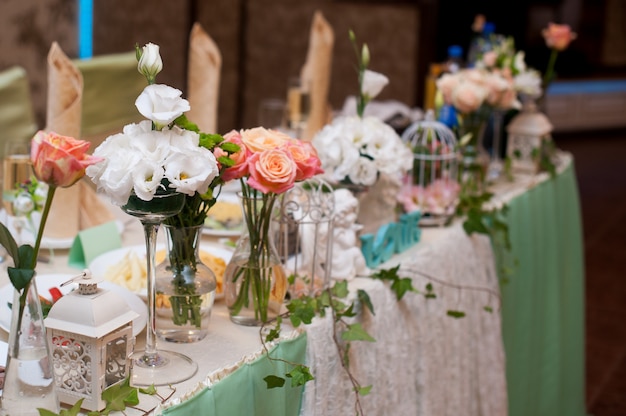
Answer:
44, 272, 138, 411
506, 97, 553, 173
275, 177, 335, 297
401, 110, 460, 226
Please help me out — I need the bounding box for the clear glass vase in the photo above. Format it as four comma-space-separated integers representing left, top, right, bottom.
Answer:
458, 110, 490, 195
0, 280, 58, 415
155, 224, 217, 343
224, 191, 286, 326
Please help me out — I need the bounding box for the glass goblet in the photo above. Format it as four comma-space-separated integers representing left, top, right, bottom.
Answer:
121, 191, 198, 386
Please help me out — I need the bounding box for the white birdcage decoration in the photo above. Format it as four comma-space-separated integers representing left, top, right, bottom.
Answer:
506, 97, 553, 173
274, 177, 335, 298
400, 109, 460, 226
44, 272, 138, 411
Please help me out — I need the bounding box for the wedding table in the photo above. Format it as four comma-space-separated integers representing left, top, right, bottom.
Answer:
0, 152, 585, 416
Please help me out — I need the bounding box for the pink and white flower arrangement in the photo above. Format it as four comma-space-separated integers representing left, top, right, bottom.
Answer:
399, 179, 460, 217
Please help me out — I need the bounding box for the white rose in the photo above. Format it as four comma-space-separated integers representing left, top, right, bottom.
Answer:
135, 84, 190, 128
362, 70, 389, 100
137, 43, 163, 82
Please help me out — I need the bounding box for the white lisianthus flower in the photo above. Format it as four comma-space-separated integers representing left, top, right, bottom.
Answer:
165, 148, 218, 196
513, 51, 527, 73
135, 84, 190, 129
132, 160, 165, 201
312, 115, 411, 187
361, 70, 389, 100
137, 43, 163, 82
13, 193, 35, 216
514, 69, 543, 98
348, 157, 378, 186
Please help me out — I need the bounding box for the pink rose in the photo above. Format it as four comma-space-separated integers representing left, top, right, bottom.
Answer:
247, 148, 297, 194
218, 130, 251, 181
481, 51, 497, 68
240, 127, 289, 153
436, 73, 460, 104
30, 131, 102, 187
285, 140, 323, 181
542, 23, 577, 51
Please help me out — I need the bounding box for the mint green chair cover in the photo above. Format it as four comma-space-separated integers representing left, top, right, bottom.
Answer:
0, 66, 37, 159
160, 334, 307, 416
500, 161, 586, 416
74, 51, 145, 141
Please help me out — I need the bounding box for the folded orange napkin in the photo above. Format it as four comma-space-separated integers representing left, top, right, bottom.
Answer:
300, 11, 334, 141
44, 42, 115, 239
186, 22, 222, 134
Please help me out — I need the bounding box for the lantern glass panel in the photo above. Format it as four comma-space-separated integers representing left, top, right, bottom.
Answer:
104, 335, 129, 387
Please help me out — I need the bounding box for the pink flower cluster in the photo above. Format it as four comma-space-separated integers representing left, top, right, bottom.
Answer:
399, 179, 460, 216
437, 68, 520, 114
215, 127, 323, 194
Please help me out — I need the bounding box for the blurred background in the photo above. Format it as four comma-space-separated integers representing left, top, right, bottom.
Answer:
0, 0, 624, 134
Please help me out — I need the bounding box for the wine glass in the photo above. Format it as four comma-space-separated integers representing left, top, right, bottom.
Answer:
121, 191, 198, 386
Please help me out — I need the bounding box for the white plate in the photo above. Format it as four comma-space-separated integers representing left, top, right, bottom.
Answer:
0, 274, 147, 337
88, 244, 233, 300
203, 192, 244, 237
0, 209, 124, 249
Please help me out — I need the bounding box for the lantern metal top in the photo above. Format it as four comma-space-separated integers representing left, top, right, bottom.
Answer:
506, 101, 553, 137
45, 271, 138, 338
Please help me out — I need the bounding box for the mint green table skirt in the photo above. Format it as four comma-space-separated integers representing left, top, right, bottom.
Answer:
160, 334, 307, 415
500, 161, 586, 416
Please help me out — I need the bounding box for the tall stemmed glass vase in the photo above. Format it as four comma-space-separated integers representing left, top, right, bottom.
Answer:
121, 192, 198, 386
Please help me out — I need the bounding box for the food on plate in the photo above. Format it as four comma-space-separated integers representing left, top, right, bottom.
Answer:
204, 200, 243, 231
103, 249, 227, 295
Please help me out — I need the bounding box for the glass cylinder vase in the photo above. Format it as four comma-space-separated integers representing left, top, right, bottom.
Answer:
224, 191, 287, 326
0, 279, 58, 415
155, 224, 217, 343
458, 110, 490, 195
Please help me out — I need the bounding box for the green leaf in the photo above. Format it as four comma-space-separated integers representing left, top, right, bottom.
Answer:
199, 133, 224, 150
358, 385, 373, 396
174, 114, 200, 132
219, 141, 241, 154
447, 310, 466, 319
287, 299, 316, 327
8, 267, 35, 292
216, 155, 235, 167
285, 365, 314, 387
342, 323, 375, 342
264, 375, 286, 389
18, 244, 35, 270
0, 222, 19, 266
390, 277, 413, 301
265, 317, 282, 343
331, 280, 349, 298
483, 306, 493, 313
37, 409, 61, 416
101, 381, 140, 411
357, 289, 374, 315
138, 384, 157, 395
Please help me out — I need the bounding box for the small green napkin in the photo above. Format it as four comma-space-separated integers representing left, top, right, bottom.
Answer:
68, 221, 122, 269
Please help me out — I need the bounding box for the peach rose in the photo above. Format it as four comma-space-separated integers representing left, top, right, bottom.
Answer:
218, 130, 251, 181
542, 23, 577, 51
285, 140, 323, 181
247, 148, 297, 194
481, 51, 497, 68
240, 127, 289, 153
436, 73, 461, 104
452, 82, 487, 114
31, 131, 102, 188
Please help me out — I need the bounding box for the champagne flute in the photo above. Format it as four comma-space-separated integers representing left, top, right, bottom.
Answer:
121, 191, 198, 386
